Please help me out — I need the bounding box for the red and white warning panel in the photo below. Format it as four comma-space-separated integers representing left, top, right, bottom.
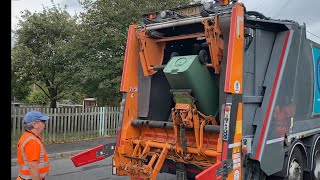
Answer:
71, 143, 115, 167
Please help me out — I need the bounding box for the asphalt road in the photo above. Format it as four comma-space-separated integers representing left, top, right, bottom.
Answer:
11, 137, 117, 160
11, 155, 176, 180
12, 156, 124, 180
11, 137, 177, 179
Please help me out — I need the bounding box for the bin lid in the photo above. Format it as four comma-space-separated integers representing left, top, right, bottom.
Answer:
163, 55, 198, 74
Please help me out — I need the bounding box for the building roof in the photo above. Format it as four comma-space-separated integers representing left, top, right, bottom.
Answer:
83, 98, 96, 101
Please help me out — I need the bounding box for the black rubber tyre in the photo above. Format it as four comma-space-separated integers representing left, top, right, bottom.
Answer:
244, 160, 267, 180
253, 169, 267, 180
198, 49, 209, 64
192, 43, 201, 54
287, 148, 304, 180
269, 148, 304, 180
305, 143, 320, 180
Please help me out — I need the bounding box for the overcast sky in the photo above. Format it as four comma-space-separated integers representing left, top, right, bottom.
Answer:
11, 0, 320, 43
11, 0, 83, 30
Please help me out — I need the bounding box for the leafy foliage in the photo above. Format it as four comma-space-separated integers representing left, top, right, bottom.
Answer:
60, 91, 85, 104
11, 4, 79, 107
12, 0, 191, 107
11, 68, 31, 102
75, 0, 190, 106
26, 89, 50, 104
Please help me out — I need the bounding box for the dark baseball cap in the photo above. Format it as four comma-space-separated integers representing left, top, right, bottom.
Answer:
23, 111, 49, 124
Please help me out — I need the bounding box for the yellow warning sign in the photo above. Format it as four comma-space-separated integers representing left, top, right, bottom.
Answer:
236, 121, 242, 135
233, 147, 240, 154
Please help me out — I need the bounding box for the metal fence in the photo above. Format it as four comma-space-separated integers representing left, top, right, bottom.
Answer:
11, 106, 120, 146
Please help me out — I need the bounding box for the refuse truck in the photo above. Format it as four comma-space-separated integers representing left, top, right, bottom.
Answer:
71, 0, 320, 179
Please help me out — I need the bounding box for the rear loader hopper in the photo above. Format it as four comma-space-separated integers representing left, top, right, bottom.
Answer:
71, 1, 320, 180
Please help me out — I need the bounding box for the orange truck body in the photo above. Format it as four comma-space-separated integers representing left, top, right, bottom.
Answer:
114, 2, 244, 180
71, 1, 320, 180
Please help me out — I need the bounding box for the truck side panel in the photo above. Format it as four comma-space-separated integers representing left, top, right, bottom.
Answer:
251, 30, 293, 174
249, 23, 320, 175
258, 30, 294, 175
243, 29, 276, 137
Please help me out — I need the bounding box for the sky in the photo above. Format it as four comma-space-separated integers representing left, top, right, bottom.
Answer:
239, 0, 320, 43
11, 0, 83, 30
11, 0, 320, 43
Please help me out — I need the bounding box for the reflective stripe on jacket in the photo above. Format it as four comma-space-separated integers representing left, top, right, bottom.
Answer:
17, 132, 50, 179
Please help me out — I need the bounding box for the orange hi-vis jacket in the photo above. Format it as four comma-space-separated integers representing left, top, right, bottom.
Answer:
17, 132, 50, 179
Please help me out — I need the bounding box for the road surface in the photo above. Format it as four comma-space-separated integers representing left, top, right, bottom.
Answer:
11, 156, 176, 180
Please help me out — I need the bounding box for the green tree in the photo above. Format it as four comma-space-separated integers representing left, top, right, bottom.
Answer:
60, 91, 85, 104
76, 0, 190, 106
11, 68, 31, 102
11, 4, 80, 108
26, 88, 50, 105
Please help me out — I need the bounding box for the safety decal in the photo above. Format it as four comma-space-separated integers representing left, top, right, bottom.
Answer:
234, 170, 240, 180
236, 121, 242, 135
312, 47, 320, 114
234, 80, 240, 93
232, 153, 241, 169
232, 146, 241, 154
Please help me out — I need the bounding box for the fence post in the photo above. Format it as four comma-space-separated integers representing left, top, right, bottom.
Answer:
90, 107, 93, 138
12, 107, 17, 144
111, 107, 116, 135
49, 108, 53, 143
63, 108, 66, 141
76, 108, 79, 140
93, 107, 96, 137
108, 106, 111, 135
56, 108, 60, 141
99, 107, 105, 136
43, 107, 49, 143
116, 107, 119, 134
53, 108, 57, 142
105, 107, 108, 135
68, 108, 72, 139
94, 107, 98, 137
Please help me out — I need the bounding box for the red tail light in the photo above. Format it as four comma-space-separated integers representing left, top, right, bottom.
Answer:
242, 146, 247, 154
149, 13, 157, 19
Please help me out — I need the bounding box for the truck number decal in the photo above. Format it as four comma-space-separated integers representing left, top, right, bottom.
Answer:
223, 104, 231, 141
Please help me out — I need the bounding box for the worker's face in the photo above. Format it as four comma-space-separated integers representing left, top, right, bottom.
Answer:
34, 120, 46, 131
